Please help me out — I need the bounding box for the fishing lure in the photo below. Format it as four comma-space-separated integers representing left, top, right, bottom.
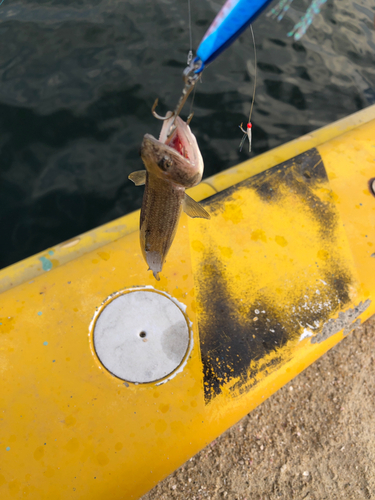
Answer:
267, 0, 328, 40
196, 0, 274, 69
153, 0, 274, 137
155, 0, 329, 135
239, 122, 252, 153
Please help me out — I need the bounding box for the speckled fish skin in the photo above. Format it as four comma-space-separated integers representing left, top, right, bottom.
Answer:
139, 115, 205, 280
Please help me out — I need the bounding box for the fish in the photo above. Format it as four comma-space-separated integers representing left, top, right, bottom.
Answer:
129, 114, 210, 280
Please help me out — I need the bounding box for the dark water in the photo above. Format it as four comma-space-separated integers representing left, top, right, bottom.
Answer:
0, 0, 374, 269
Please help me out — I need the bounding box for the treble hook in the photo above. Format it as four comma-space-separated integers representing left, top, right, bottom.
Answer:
151, 57, 203, 136
151, 99, 174, 121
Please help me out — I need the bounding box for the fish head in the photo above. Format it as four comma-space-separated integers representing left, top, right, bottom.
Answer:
141, 115, 204, 188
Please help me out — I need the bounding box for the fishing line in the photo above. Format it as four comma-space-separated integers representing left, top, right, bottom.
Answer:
187, 0, 193, 64
239, 24, 257, 153
186, 0, 197, 120
247, 25, 257, 127
189, 84, 197, 117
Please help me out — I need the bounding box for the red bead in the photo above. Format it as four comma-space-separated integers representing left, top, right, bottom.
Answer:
247, 122, 252, 129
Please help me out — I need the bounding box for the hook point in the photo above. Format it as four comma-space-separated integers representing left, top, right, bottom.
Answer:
151, 99, 174, 121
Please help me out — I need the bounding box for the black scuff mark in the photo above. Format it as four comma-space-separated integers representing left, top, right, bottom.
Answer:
200, 149, 327, 208
197, 254, 291, 402
321, 260, 353, 307
197, 252, 354, 403
201, 148, 339, 242
195, 148, 356, 404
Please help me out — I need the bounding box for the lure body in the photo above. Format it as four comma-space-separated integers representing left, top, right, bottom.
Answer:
196, 0, 273, 67
239, 122, 252, 153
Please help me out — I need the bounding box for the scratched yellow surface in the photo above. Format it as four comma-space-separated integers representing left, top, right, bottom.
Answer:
0, 109, 374, 499
319, 126, 375, 303
187, 128, 374, 408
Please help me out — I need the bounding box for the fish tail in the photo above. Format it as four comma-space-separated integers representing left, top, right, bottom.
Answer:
153, 271, 161, 281
146, 251, 163, 281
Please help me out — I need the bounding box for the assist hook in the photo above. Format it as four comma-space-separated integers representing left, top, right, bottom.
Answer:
151, 99, 173, 121
151, 58, 203, 137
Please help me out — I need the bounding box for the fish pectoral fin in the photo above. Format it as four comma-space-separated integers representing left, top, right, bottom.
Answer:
128, 170, 146, 186
183, 194, 211, 219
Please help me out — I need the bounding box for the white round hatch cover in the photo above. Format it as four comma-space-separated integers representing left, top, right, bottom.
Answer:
92, 288, 191, 383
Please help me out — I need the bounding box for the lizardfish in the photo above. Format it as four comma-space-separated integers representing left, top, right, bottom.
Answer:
129, 115, 210, 280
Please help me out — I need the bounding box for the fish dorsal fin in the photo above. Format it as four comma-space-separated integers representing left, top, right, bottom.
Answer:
128, 170, 146, 186
183, 193, 210, 219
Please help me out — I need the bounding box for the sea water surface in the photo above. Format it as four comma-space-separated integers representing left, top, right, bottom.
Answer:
0, 0, 374, 268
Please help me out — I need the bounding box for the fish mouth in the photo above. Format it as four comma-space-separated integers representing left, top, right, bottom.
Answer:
158, 115, 204, 175
141, 114, 204, 187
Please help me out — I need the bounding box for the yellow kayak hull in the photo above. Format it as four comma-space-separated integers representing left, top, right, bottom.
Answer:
0, 105, 374, 499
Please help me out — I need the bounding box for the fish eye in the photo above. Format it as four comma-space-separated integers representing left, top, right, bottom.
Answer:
159, 155, 173, 170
